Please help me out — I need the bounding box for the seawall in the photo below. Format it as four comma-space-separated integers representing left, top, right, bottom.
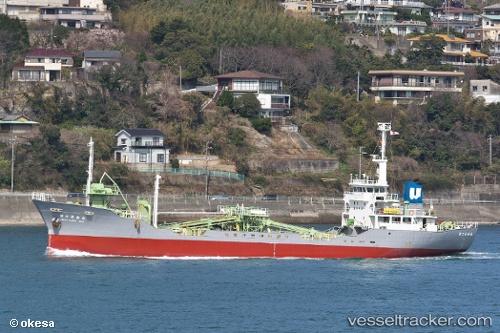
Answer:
1, 193, 499, 225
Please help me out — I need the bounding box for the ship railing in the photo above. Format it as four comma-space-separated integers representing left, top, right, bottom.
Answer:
377, 207, 437, 217
455, 221, 479, 229
116, 209, 141, 219
218, 205, 269, 217
31, 192, 55, 202
350, 178, 378, 185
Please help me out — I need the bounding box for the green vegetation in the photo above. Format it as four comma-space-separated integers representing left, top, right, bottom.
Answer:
1, 1, 500, 194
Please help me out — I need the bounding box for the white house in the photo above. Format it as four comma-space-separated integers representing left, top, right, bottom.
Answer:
470, 79, 500, 104
215, 70, 291, 120
11, 48, 76, 82
114, 128, 170, 170
1, 0, 111, 26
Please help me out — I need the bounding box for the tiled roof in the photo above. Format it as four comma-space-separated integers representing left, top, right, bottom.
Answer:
481, 14, 500, 20
369, 70, 465, 76
118, 128, 165, 137
83, 50, 122, 59
215, 70, 284, 80
408, 34, 470, 43
0, 114, 38, 124
25, 48, 75, 57
436, 6, 478, 14
484, 4, 500, 10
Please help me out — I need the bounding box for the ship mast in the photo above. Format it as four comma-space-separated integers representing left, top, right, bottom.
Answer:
86, 137, 94, 206
153, 173, 161, 228
373, 123, 390, 186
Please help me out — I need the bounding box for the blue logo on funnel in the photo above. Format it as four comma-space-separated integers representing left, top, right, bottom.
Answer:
404, 182, 423, 203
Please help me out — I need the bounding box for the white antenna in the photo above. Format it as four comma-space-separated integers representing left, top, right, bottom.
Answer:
86, 137, 94, 206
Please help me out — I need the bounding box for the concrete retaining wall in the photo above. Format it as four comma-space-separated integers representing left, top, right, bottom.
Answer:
2, 193, 499, 225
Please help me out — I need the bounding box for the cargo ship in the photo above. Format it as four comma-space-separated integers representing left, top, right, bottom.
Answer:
32, 123, 478, 259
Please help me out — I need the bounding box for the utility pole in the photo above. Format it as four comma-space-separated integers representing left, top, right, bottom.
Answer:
358, 146, 365, 179
489, 134, 493, 165
357, 71, 360, 102
10, 136, 17, 193
205, 141, 212, 199
179, 66, 182, 92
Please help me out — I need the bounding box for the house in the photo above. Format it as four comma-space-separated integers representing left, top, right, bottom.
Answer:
339, 0, 431, 30
369, 69, 464, 104
408, 34, 489, 65
0, 114, 39, 134
390, 20, 427, 37
114, 129, 170, 170
341, 7, 397, 29
470, 79, 500, 104
481, 4, 500, 60
431, 6, 479, 33
39, 5, 112, 29
1, 0, 111, 26
11, 49, 76, 82
215, 70, 291, 120
82, 50, 122, 79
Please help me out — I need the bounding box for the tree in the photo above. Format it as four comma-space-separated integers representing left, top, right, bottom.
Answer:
233, 93, 260, 118
53, 25, 70, 46
216, 89, 234, 108
0, 15, 29, 87
227, 127, 246, 146
252, 117, 271, 135
424, 93, 461, 131
406, 35, 446, 66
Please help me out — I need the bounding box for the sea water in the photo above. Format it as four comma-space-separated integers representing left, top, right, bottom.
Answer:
0, 224, 498, 333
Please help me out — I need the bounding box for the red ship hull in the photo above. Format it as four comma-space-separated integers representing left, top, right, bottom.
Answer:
48, 234, 461, 259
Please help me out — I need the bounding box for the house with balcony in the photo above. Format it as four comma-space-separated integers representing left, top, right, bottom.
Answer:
431, 6, 479, 33
279, 0, 342, 19
481, 4, 500, 61
214, 70, 291, 120
408, 34, 489, 65
11, 49, 76, 82
114, 128, 170, 170
369, 70, 465, 104
1, 0, 111, 26
39, 5, 112, 28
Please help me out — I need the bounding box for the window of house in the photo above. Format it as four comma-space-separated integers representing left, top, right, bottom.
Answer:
472, 86, 478, 92
157, 154, 164, 163
121, 138, 126, 145
139, 153, 147, 163
233, 79, 258, 91
259, 79, 280, 92
19, 70, 31, 79
483, 86, 488, 92
61, 59, 68, 64
153, 137, 160, 145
